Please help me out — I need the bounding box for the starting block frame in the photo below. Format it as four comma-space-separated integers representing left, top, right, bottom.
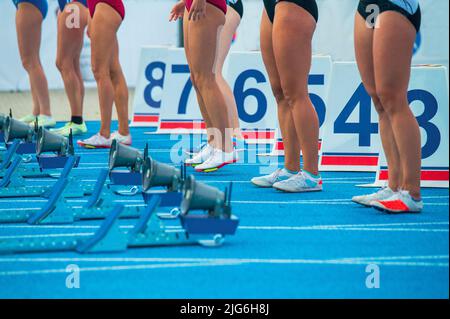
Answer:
24, 169, 145, 225
0, 195, 239, 255
0, 156, 92, 199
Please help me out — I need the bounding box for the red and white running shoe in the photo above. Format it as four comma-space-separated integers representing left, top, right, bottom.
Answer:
371, 190, 423, 214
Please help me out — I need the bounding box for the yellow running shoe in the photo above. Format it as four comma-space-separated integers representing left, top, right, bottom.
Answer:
30, 115, 56, 128
50, 122, 87, 137
19, 114, 37, 124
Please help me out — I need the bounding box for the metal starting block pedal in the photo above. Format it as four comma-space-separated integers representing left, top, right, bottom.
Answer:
141, 157, 187, 219
108, 140, 149, 186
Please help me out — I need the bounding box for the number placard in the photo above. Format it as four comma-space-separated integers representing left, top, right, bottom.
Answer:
225, 51, 277, 143
367, 65, 449, 188
319, 62, 382, 172
131, 46, 169, 127
157, 48, 204, 134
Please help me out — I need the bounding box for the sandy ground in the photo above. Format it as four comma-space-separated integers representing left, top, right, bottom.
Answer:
0, 88, 135, 121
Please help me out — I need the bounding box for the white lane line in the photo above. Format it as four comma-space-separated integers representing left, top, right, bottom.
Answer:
0, 221, 447, 231
0, 257, 447, 277
1, 255, 447, 264
0, 261, 243, 276
231, 200, 448, 206
0, 222, 447, 238
0, 233, 93, 240
0, 195, 446, 204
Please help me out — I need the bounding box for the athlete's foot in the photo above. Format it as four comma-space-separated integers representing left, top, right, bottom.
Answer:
352, 187, 396, 207
194, 148, 238, 173
371, 190, 423, 214
31, 115, 56, 128
273, 171, 323, 193
251, 168, 296, 188
77, 133, 112, 149
111, 131, 132, 145
19, 114, 37, 124
184, 142, 208, 156
50, 122, 88, 137
185, 144, 214, 167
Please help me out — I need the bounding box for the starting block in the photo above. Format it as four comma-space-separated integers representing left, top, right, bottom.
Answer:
1, 128, 81, 183
0, 188, 239, 254
141, 157, 186, 217
0, 155, 92, 199
108, 140, 147, 186
25, 169, 147, 225
0, 140, 45, 179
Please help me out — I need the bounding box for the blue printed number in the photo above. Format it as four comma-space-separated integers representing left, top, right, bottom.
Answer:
172, 64, 193, 115
234, 70, 268, 123
143, 62, 166, 109
408, 89, 440, 159
308, 75, 326, 127
334, 83, 378, 146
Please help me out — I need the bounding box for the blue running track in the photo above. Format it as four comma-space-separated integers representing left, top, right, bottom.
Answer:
0, 122, 448, 298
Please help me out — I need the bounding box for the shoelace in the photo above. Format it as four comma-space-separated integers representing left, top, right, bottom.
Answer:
269, 169, 282, 183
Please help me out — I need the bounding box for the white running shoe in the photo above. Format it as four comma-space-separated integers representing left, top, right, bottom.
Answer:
77, 133, 112, 149
371, 190, 423, 214
111, 131, 132, 145
273, 171, 323, 193
185, 144, 214, 166
352, 187, 396, 207
184, 142, 208, 156
194, 148, 238, 173
251, 168, 296, 188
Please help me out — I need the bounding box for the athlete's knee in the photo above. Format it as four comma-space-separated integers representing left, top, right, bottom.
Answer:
271, 84, 287, 105
55, 58, 74, 75
20, 55, 41, 72
365, 86, 385, 114
91, 63, 110, 82
192, 71, 216, 91
376, 86, 407, 115
280, 84, 309, 107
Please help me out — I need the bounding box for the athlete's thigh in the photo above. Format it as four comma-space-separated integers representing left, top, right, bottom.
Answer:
373, 11, 416, 95
215, 7, 240, 73
16, 3, 43, 61
354, 12, 377, 95
260, 8, 282, 95
187, 3, 225, 76
90, 3, 121, 69
272, 2, 315, 95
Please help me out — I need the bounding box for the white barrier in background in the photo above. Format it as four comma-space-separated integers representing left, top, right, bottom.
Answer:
361, 65, 449, 188
130, 46, 169, 127
257, 55, 332, 156
319, 62, 381, 172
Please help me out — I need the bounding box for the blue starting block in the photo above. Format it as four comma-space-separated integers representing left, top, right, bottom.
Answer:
36, 154, 81, 170
0, 155, 93, 199
6, 141, 36, 155
1, 144, 80, 180
0, 194, 239, 255
142, 190, 182, 208
109, 170, 142, 185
